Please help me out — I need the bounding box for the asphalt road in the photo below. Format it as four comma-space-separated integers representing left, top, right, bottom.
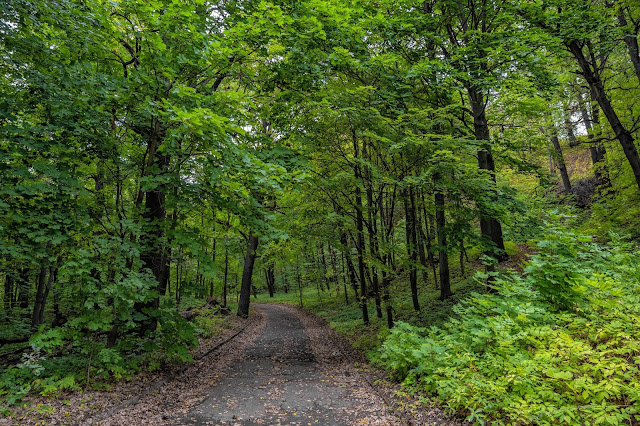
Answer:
182, 304, 394, 425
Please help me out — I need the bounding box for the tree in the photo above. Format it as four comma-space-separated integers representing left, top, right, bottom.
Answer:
522, 0, 640, 191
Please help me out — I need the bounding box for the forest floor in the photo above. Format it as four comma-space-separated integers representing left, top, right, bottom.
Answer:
5, 304, 460, 425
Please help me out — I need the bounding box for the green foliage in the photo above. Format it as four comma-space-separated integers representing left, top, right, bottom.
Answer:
524, 216, 591, 310
379, 228, 640, 425
0, 346, 80, 406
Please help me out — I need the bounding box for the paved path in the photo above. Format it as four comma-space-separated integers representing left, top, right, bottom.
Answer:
182, 304, 395, 425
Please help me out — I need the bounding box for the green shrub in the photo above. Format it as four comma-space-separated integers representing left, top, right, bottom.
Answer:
379, 227, 640, 425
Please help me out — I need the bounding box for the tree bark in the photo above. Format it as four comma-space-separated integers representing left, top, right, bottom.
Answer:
223, 246, 229, 307
340, 232, 359, 299
136, 133, 169, 333
549, 125, 572, 193
282, 266, 289, 294
31, 263, 48, 328
265, 264, 275, 298
416, 215, 429, 283
467, 85, 507, 261
38, 266, 56, 327
296, 256, 303, 308
403, 186, 420, 312
420, 190, 439, 289
581, 89, 610, 187
319, 245, 331, 293
363, 143, 383, 318
237, 231, 259, 318
352, 131, 369, 326
434, 174, 452, 300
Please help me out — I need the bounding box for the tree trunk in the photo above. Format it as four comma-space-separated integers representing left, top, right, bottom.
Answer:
237, 232, 259, 318
296, 256, 303, 308
550, 126, 572, 193
265, 264, 275, 298
329, 245, 344, 303
567, 40, 640, 191
382, 265, 394, 329
618, 7, 640, 85
282, 266, 289, 294
403, 186, 420, 312
352, 131, 369, 326
18, 268, 29, 309
416, 214, 429, 283
420, 190, 439, 289
223, 246, 229, 307
340, 233, 359, 299
319, 245, 331, 293
210, 215, 216, 299
467, 85, 507, 261
564, 113, 579, 147
582, 90, 610, 187
31, 263, 48, 328
4, 274, 13, 311
136, 139, 169, 333
363, 144, 382, 318
434, 174, 452, 300
459, 241, 466, 277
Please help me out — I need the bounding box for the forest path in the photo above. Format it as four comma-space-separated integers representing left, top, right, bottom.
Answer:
10, 303, 458, 425
180, 303, 397, 425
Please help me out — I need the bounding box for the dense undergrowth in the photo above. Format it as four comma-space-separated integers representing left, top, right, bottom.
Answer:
379, 226, 640, 425
0, 297, 235, 414
263, 217, 640, 425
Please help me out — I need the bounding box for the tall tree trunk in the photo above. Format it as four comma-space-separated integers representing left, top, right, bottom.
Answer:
237, 232, 259, 318
340, 232, 359, 299
37, 266, 56, 328
459, 241, 466, 277
467, 85, 507, 261
223, 246, 229, 307
136, 133, 169, 332
434, 174, 452, 300
4, 274, 13, 311
352, 131, 369, 326
403, 186, 420, 312
265, 264, 275, 298
416, 215, 429, 283
329, 245, 345, 304
567, 40, 640, 191
209, 213, 216, 299
549, 125, 572, 193
579, 89, 610, 187
296, 256, 303, 308
363, 143, 382, 318
618, 7, 640, 85
31, 263, 48, 328
18, 268, 29, 310
420, 190, 438, 289
319, 245, 331, 292
282, 266, 289, 294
